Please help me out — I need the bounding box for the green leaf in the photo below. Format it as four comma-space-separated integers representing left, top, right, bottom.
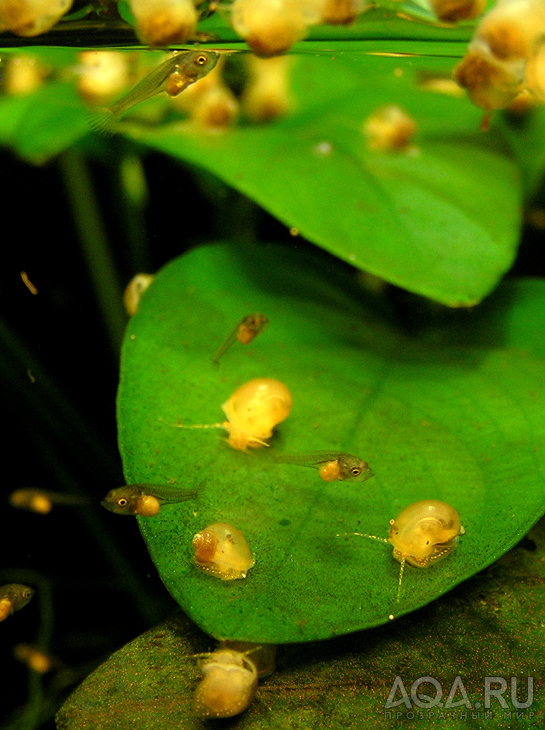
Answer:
116, 242, 545, 644
133, 48, 521, 307
0, 78, 89, 163
57, 513, 545, 728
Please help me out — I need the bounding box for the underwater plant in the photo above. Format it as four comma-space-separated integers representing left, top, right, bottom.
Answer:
1, 1, 545, 727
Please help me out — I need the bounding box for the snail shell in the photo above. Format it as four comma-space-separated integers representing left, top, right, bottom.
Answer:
222, 378, 292, 451
219, 640, 276, 679
192, 523, 255, 580
123, 273, 154, 316
192, 649, 258, 719
388, 500, 464, 568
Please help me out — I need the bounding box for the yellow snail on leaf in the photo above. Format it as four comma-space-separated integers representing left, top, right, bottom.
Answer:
192, 648, 258, 719
169, 378, 292, 451
192, 523, 255, 580
339, 500, 464, 604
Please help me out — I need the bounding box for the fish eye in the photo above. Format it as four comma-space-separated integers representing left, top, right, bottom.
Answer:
22, 589, 32, 598
351, 468, 361, 476
117, 498, 128, 507
195, 54, 208, 65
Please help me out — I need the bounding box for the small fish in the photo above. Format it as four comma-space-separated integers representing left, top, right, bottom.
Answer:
212, 313, 269, 363
88, 49, 220, 135
274, 452, 374, 482
101, 484, 198, 516
9, 488, 91, 514
0, 584, 35, 621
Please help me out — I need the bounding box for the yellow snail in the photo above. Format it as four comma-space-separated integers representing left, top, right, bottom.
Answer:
123, 273, 154, 316
170, 378, 292, 451
339, 500, 465, 603
192, 523, 255, 580
212, 313, 269, 363
192, 648, 258, 719
219, 641, 276, 679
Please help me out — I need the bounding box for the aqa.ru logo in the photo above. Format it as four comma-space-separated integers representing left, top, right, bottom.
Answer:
384, 676, 534, 711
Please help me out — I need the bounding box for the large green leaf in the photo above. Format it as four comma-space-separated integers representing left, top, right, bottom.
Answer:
0, 42, 523, 304
116, 242, 545, 643
57, 512, 545, 728
132, 47, 521, 307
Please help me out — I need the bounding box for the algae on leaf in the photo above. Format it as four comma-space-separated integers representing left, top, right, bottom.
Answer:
116, 242, 545, 643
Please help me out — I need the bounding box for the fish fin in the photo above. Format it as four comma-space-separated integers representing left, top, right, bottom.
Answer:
86, 107, 118, 137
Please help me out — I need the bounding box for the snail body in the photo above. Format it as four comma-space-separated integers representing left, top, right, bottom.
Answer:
123, 273, 154, 316
219, 641, 276, 678
340, 500, 464, 602
222, 378, 292, 451
275, 451, 374, 482
388, 499, 464, 568
192, 648, 258, 719
171, 378, 292, 452
192, 523, 254, 580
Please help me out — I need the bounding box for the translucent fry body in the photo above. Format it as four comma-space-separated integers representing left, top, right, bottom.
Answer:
275, 451, 374, 482
212, 313, 268, 363
88, 50, 220, 134
101, 484, 198, 516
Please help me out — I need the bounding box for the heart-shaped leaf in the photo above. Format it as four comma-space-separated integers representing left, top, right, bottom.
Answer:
117, 242, 545, 643
133, 47, 521, 307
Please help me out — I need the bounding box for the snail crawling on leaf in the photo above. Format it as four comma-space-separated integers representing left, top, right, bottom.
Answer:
192, 647, 259, 719
169, 377, 292, 451
339, 499, 465, 605
192, 523, 255, 580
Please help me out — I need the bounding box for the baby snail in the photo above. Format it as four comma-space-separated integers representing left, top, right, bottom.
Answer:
192, 523, 255, 580
192, 648, 258, 719
219, 641, 276, 679
275, 451, 374, 483
212, 313, 269, 364
101, 484, 198, 516
123, 273, 154, 316
339, 500, 464, 603
170, 377, 292, 451
0, 584, 35, 621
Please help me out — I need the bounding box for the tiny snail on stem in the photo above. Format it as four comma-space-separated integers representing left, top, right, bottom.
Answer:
192, 648, 258, 719
212, 313, 269, 364
168, 377, 292, 452
192, 523, 255, 580
123, 273, 154, 316
101, 484, 198, 516
274, 451, 374, 482
338, 500, 465, 603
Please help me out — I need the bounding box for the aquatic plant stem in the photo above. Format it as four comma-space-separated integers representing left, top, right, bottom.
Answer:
59, 149, 126, 358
